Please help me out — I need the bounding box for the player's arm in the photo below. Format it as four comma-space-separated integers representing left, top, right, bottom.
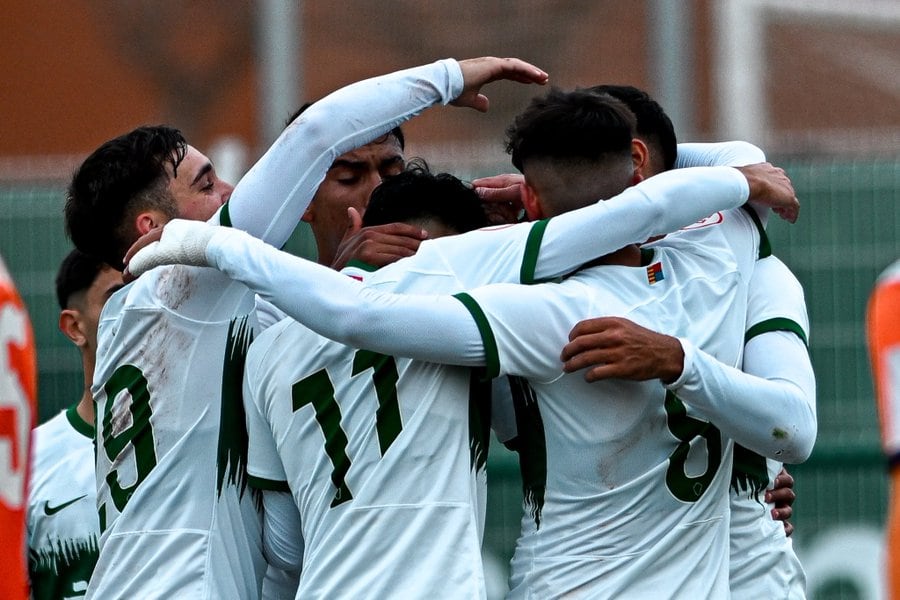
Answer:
218, 57, 547, 248
562, 258, 816, 463
563, 318, 814, 462
261, 490, 304, 577
674, 141, 765, 168
526, 163, 796, 283
123, 165, 795, 359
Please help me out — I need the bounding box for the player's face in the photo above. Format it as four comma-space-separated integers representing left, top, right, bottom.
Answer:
304, 135, 404, 261
77, 266, 124, 353
167, 146, 234, 222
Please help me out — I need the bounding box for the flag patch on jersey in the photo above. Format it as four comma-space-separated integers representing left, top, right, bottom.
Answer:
647, 262, 664, 285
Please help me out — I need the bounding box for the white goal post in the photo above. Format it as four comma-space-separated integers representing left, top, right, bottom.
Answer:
712, 0, 900, 143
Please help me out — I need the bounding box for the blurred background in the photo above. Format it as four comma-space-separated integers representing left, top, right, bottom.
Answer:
1, 1, 898, 598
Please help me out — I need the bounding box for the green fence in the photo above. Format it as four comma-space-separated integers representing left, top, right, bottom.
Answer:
1, 157, 896, 598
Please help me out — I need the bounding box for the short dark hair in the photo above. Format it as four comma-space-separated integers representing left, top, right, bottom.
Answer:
505, 88, 637, 214
505, 87, 636, 172
65, 125, 187, 269
363, 159, 488, 234
286, 103, 405, 150
589, 85, 677, 172
55, 248, 108, 309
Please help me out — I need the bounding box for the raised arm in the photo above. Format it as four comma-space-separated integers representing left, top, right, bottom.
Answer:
220, 57, 547, 248
125, 165, 796, 354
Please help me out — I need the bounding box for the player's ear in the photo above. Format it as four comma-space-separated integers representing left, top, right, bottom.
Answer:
521, 182, 545, 221
135, 211, 165, 236
301, 203, 315, 224
631, 139, 650, 183
59, 309, 88, 347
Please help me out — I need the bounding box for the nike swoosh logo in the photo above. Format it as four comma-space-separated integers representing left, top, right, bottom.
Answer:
44, 495, 88, 515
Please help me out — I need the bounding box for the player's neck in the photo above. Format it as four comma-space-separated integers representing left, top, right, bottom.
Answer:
590, 244, 642, 267
76, 390, 94, 427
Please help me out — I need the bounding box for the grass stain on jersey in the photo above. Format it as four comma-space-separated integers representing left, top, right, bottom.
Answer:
217, 316, 254, 502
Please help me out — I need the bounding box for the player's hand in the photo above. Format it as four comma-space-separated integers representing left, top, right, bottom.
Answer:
766, 467, 796, 536
736, 163, 800, 223
473, 173, 526, 225
453, 58, 548, 113
123, 218, 219, 280
561, 317, 685, 383
473, 173, 525, 224
330, 207, 428, 270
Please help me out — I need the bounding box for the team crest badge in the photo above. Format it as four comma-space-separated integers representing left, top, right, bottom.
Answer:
647, 262, 664, 285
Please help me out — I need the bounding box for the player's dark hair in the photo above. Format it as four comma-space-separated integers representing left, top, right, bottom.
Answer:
505, 87, 636, 172
285, 103, 405, 150
589, 85, 677, 172
55, 248, 108, 309
65, 125, 186, 270
363, 159, 488, 234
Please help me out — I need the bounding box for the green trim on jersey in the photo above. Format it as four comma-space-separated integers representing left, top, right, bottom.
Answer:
248, 475, 291, 492
219, 202, 233, 227
29, 536, 99, 600
639, 247, 655, 267
344, 259, 378, 273
745, 317, 808, 347
740, 204, 772, 259
65, 404, 95, 439
468, 369, 492, 474
452, 293, 500, 379
217, 316, 254, 500
731, 443, 770, 500
506, 376, 547, 529
520, 219, 551, 284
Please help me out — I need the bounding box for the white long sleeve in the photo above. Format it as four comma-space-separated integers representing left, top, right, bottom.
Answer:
217, 59, 463, 247
667, 332, 816, 463
665, 253, 816, 463
206, 228, 486, 365
674, 141, 770, 226
675, 141, 766, 168
531, 166, 749, 281
129, 166, 753, 364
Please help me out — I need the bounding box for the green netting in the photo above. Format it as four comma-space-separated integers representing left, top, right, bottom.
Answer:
1, 158, 896, 597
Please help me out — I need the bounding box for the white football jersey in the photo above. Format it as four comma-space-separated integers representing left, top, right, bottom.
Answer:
27, 406, 98, 599
460, 206, 761, 599
244, 262, 493, 599
86, 59, 464, 599
731, 255, 809, 599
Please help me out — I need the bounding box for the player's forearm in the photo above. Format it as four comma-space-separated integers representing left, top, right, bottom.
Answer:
668, 332, 817, 463
220, 59, 464, 247
207, 229, 487, 366
674, 141, 766, 169
533, 166, 749, 281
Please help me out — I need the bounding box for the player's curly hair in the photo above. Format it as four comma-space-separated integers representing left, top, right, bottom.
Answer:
65, 125, 186, 270
363, 159, 488, 234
